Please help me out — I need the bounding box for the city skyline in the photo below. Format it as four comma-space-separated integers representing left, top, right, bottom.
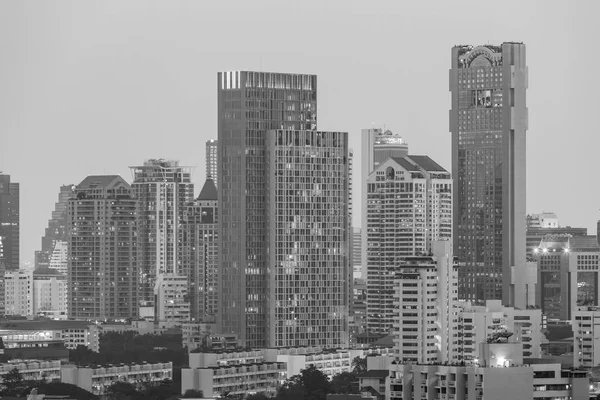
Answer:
1, 1, 599, 268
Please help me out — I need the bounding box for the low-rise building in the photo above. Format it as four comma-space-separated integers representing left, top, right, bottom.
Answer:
572, 306, 600, 368
181, 322, 238, 351
0, 320, 100, 352
154, 274, 190, 325
5, 269, 33, 316
32, 267, 67, 319
0, 360, 61, 383
61, 362, 172, 396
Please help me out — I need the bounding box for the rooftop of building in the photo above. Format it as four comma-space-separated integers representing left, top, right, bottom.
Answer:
389, 155, 448, 174
197, 177, 217, 201
64, 361, 172, 370
76, 175, 127, 190
0, 320, 95, 331
570, 235, 599, 251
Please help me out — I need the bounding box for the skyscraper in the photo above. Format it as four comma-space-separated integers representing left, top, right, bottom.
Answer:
130, 159, 194, 303
206, 140, 218, 184
67, 176, 137, 319
366, 155, 452, 333
35, 185, 75, 269
218, 71, 317, 348
182, 177, 219, 322
266, 129, 350, 348
0, 174, 19, 271
450, 43, 529, 307
360, 129, 408, 280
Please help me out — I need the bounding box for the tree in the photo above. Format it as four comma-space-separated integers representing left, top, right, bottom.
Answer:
105, 381, 142, 400
1, 367, 24, 395
33, 382, 99, 400
246, 393, 271, 400
182, 389, 204, 398
352, 356, 367, 374
330, 371, 359, 394
276, 365, 330, 400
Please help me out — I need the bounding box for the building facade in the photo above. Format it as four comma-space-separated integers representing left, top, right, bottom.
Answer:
0, 320, 100, 352
266, 129, 350, 348
0, 174, 19, 271
154, 273, 190, 325
366, 156, 452, 334
130, 159, 194, 304
392, 241, 458, 364
4, 269, 33, 316
450, 43, 529, 308
67, 175, 138, 319
181, 177, 218, 322
572, 306, 600, 368
35, 184, 74, 269
217, 71, 318, 348
526, 225, 587, 260
206, 139, 218, 183
33, 267, 68, 319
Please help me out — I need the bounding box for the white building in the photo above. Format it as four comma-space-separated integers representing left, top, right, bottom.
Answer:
392, 241, 458, 364
454, 300, 543, 364
0, 360, 61, 383
366, 155, 452, 334
5, 269, 33, 316
0, 320, 100, 352
32, 267, 67, 319
61, 362, 172, 396
205, 139, 218, 183
154, 273, 190, 325
527, 212, 559, 228
48, 240, 68, 275
572, 306, 600, 368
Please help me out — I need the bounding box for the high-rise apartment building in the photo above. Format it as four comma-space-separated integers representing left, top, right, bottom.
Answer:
130, 159, 194, 303
35, 185, 74, 269
392, 241, 458, 364
4, 269, 33, 316
48, 240, 68, 275
360, 129, 408, 276
535, 234, 600, 320
33, 267, 68, 319
0, 174, 19, 271
67, 176, 137, 319
217, 71, 318, 348
206, 140, 218, 184
266, 129, 350, 348
366, 155, 452, 333
181, 177, 219, 322
450, 43, 529, 308
572, 306, 600, 368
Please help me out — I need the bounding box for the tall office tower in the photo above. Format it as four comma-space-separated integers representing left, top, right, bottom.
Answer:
360, 129, 408, 278
450, 43, 529, 308
181, 177, 218, 322
130, 159, 194, 303
366, 155, 452, 334
0, 174, 19, 271
526, 213, 586, 259
266, 129, 350, 348
35, 185, 75, 269
206, 140, 218, 184
392, 241, 458, 364
535, 234, 600, 320
218, 71, 317, 348
67, 176, 138, 319
4, 269, 33, 316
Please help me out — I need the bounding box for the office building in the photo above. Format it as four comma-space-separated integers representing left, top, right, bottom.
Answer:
392, 241, 458, 364
266, 129, 350, 348
130, 159, 194, 306
154, 273, 190, 325
535, 234, 600, 320
33, 267, 68, 319
572, 306, 600, 368
383, 343, 589, 400
0, 174, 19, 271
181, 177, 218, 322
217, 71, 318, 348
366, 155, 452, 334
4, 269, 33, 316
352, 227, 362, 279
206, 139, 218, 183
526, 213, 586, 259
360, 129, 408, 279
35, 185, 74, 269
67, 175, 137, 320
450, 43, 529, 308
62, 362, 172, 396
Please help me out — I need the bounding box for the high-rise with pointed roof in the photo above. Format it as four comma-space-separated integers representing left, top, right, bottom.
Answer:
450, 43, 529, 308
67, 175, 137, 319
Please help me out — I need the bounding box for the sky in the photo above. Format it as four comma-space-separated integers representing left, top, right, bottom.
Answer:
1, 0, 599, 265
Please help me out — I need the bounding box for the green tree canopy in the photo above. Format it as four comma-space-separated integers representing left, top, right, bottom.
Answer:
182, 388, 205, 398
352, 356, 367, 374
330, 371, 359, 394
276, 364, 330, 400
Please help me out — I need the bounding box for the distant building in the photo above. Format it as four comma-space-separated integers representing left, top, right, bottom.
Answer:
48, 240, 68, 275
352, 227, 362, 279
366, 156, 452, 334
67, 175, 138, 320
450, 43, 529, 308
181, 322, 238, 350
0, 174, 19, 271
534, 234, 600, 320
526, 223, 587, 260
350, 278, 367, 341
0, 360, 61, 383
35, 185, 74, 269
527, 212, 559, 228
0, 320, 100, 352
205, 139, 218, 184
4, 269, 33, 316
392, 241, 458, 364
572, 306, 600, 368
154, 274, 190, 325
61, 362, 172, 396
32, 267, 68, 319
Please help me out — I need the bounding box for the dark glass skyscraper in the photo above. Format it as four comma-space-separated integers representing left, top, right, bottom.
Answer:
217, 71, 317, 348
450, 43, 529, 307
0, 174, 19, 271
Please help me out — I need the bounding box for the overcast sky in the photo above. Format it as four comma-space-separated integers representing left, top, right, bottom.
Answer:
1, 0, 599, 265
